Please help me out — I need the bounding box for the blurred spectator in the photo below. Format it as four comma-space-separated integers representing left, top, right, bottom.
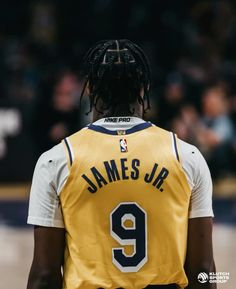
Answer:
158, 73, 185, 129
171, 104, 199, 143
200, 86, 234, 146
32, 71, 80, 155
197, 86, 234, 178
172, 85, 235, 178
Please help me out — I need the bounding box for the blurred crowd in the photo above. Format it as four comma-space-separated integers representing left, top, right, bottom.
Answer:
152, 1, 236, 178
0, 0, 235, 180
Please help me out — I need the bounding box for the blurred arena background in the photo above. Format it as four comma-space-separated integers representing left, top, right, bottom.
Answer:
0, 0, 236, 288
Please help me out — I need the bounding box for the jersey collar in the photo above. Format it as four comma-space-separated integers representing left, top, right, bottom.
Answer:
92, 116, 145, 130
88, 116, 152, 135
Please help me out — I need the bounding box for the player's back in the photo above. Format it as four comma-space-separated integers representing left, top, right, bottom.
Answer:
60, 118, 191, 289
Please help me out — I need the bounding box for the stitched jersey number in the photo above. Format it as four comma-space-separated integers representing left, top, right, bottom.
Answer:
110, 202, 147, 272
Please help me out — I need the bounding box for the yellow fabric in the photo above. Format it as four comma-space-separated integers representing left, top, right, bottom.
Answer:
60, 124, 191, 289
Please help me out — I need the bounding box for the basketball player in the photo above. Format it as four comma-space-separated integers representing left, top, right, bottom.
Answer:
27, 40, 216, 289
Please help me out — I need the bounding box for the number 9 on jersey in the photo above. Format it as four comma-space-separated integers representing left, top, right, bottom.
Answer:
110, 202, 147, 272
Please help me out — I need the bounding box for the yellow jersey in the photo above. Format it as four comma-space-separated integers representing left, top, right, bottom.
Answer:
60, 119, 191, 289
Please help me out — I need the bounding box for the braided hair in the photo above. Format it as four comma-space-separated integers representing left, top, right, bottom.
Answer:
80, 39, 151, 116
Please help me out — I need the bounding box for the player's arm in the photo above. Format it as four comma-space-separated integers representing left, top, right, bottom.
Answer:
179, 142, 216, 288
185, 217, 216, 289
27, 226, 65, 289
26, 145, 68, 289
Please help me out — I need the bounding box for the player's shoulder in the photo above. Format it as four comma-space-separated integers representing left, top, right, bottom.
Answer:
178, 138, 201, 160
178, 137, 207, 170
150, 123, 171, 134
39, 125, 89, 168
177, 137, 211, 187
37, 142, 67, 169
65, 126, 90, 142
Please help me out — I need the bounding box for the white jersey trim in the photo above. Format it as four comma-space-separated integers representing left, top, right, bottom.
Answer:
27, 216, 65, 228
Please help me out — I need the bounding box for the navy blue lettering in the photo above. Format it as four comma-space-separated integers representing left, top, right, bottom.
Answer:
144, 163, 158, 183
120, 158, 129, 180
131, 159, 140, 180
104, 160, 120, 182
91, 167, 108, 188
152, 168, 169, 189
81, 174, 97, 193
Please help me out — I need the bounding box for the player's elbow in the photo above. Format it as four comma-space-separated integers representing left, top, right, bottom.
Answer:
187, 260, 215, 274
27, 269, 62, 289
35, 270, 58, 286
185, 260, 216, 288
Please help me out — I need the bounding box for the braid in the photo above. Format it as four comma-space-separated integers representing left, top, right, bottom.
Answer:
125, 42, 151, 110
80, 39, 151, 115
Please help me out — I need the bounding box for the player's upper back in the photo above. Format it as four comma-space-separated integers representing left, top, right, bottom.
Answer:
59, 116, 191, 288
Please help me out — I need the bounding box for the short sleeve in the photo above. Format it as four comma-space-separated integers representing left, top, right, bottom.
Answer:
179, 140, 214, 219
188, 148, 214, 219
27, 145, 66, 228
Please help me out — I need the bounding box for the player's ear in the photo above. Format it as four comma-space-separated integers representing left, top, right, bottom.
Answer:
86, 81, 91, 95
140, 84, 150, 98
140, 87, 145, 98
